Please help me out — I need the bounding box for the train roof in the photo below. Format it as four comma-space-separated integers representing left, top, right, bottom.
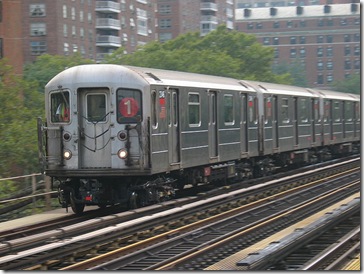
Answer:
45, 64, 256, 93
310, 88, 359, 101
126, 65, 256, 92
241, 80, 320, 98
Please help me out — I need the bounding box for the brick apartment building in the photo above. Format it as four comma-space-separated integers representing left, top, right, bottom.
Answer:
0, 0, 235, 75
0, 0, 360, 89
235, 3, 360, 88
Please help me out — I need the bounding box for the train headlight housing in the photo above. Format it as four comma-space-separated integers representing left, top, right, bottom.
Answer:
63, 150, 72, 160
118, 149, 128, 159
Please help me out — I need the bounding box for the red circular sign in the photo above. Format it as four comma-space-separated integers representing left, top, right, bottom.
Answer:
119, 98, 139, 117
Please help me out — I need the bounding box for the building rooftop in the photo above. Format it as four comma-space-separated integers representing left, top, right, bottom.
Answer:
236, 3, 360, 20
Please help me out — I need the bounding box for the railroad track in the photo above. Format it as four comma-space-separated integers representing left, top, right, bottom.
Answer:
0, 157, 359, 270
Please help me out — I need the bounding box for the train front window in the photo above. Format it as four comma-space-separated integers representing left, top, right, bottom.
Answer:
50, 91, 70, 123
117, 89, 142, 123
87, 94, 107, 122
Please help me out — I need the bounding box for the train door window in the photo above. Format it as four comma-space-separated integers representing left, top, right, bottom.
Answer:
151, 90, 158, 128
264, 97, 272, 124
117, 89, 142, 123
50, 90, 70, 123
333, 100, 341, 122
300, 98, 309, 123
224, 94, 234, 125
281, 98, 290, 124
345, 101, 353, 122
248, 95, 258, 124
355, 102, 360, 122
87, 94, 107, 122
188, 92, 200, 127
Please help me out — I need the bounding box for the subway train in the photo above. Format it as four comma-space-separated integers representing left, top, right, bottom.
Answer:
37, 64, 360, 214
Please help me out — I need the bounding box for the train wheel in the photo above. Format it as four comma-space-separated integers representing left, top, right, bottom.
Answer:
70, 192, 85, 214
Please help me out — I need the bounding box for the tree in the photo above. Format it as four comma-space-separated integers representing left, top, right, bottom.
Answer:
0, 59, 44, 177
331, 74, 360, 94
23, 53, 94, 93
272, 59, 308, 87
105, 25, 291, 84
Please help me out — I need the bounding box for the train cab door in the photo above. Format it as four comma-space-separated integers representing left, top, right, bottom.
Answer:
78, 88, 111, 168
168, 88, 180, 164
272, 96, 279, 150
208, 91, 218, 159
263, 96, 273, 153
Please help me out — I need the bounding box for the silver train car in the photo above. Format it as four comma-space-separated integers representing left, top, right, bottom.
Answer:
37, 64, 360, 213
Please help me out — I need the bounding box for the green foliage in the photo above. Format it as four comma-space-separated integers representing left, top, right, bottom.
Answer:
105, 25, 291, 84
331, 74, 360, 94
23, 53, 95, 93
272, 59, 308, 87
0, 59, 44, 177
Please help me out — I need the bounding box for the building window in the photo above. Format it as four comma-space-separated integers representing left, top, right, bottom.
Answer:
326, 35, 333, 43
256, 22, 262, 29
299, 36, 306, 44
30, 4, 45, 17
327, 19, 333, 26
64, 43, 69, 55
0, 38, 2, 58
160, 19, 171, 29
344, 34, 351, 42
354, 46, 360, 56
326, 47, 333, 57
345, 60, 351, 70
159, 4, 171, 14
317, 47, 323, 57
317, 19, 324, 27
326, 61, 333, 70
30, 23, 46, 36
247, 22, 254, 29
354, 33, 360, 42
299, 48, 306, 58
30, 41, 47, 55
345, 46, 351, 56
317, 35, 324, 43
63, 5, 67, 18
287, 21, 293, 28
273, 21, 280, 28
354, 59, 360, 69
80, 11, 84, 22
273, 37, 279, 45
263, 37, 270, 45
290, 36, 296, 44
274, 48, 279, 58
290, 48, 296, 58
299, 20, 306, 27
317, 60, 323, 70
71, 7, 75, 20
159, 32, 172, 42
317, 74, 324, 84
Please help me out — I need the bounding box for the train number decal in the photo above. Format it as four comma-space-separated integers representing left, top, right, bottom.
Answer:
119, 97, 139, 117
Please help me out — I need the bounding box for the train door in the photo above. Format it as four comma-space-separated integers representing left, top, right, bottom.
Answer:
78, 88, 111, 168
168, 88, 180, 164
263, 96, 273, 153
293, 97, 299, 146
208, 91, 218, 158
272, 96, 279, 150
240, 93, 248, 155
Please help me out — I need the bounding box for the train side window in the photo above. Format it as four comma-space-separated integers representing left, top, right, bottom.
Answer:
50, 91, 70, 123
333, 100, 341, 122
264, 97, 272, 124
345, 101, 353, 122
87, 94, 107, 122
281, 98, 290, 124
300, 98, 309, 123
188, 93, 200, 127
313, 99, 320, 122
117, 89, 142, 124
224, 94, 234, 125
355, 102, 360, 121
248, 95, 257, 124
324, 100, 330, 122
151, 90, 158, 128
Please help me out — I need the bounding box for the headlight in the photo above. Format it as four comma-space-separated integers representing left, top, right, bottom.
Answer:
118, 149, 128, 159
64, 150, 72, 160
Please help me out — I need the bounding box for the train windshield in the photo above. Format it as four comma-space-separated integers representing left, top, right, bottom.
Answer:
117, 89, 142, 123
50, 91, 70, 123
